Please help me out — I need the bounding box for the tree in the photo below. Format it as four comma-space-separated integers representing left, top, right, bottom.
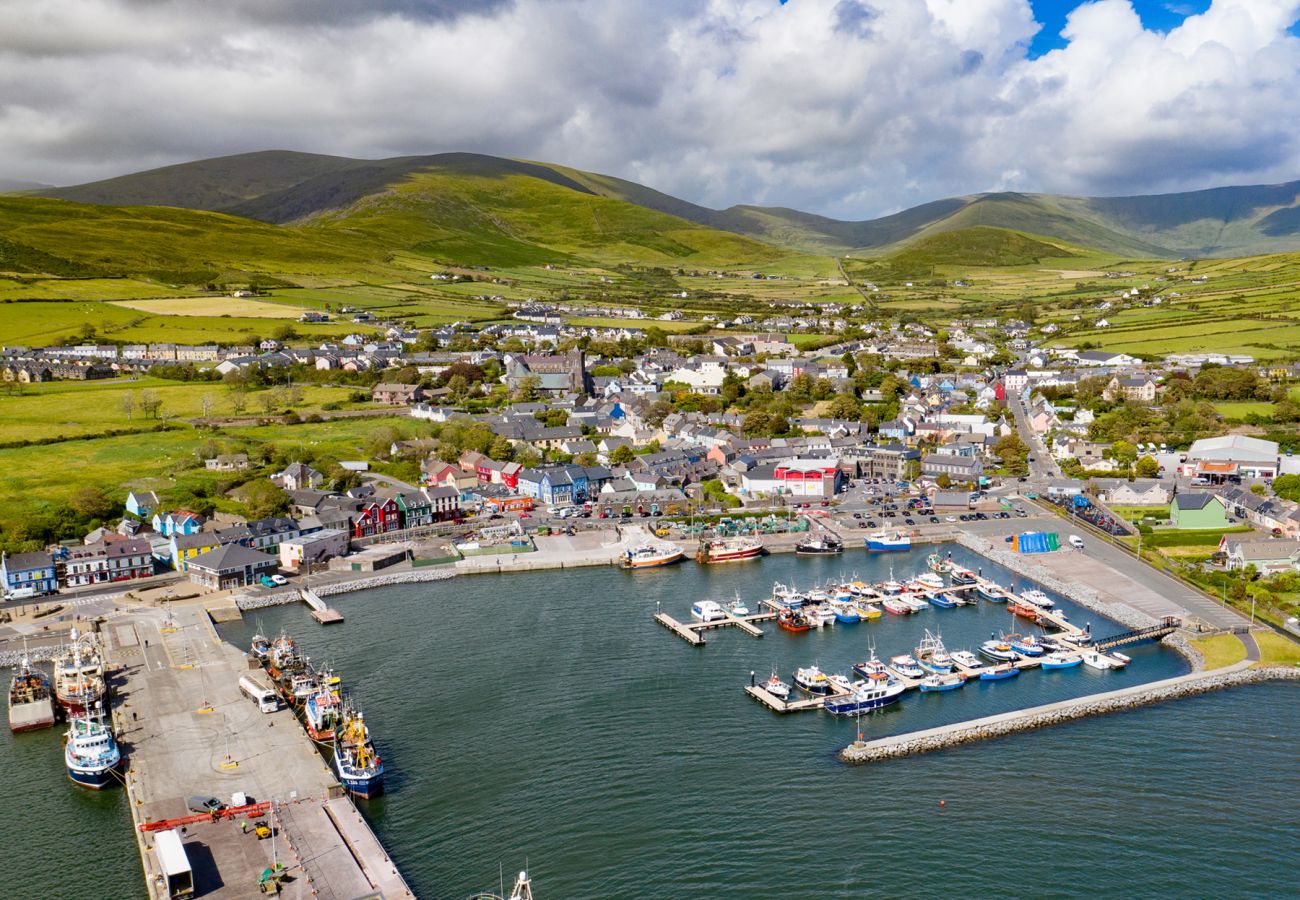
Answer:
489, 435, 514, 460
120, 393, 135, 422
645, 400, 673, 428
229, 386, 249, 415
243, 480, 289, 520
826, 393, 861, 420
936, 473, 952, 489
138, 389, 162, 419
446, 374, 469, 399
512, 375, 541, 402
575, 451, 598, 467
742, 409, 772, 437
609, 444, 636, 466
993, 433, 1030, 475
68, 486, 116, 522
257, 392, 277, 415
1135, 455, 1159, 478
1111, 439, 1138, 465
271, 323, 299, 342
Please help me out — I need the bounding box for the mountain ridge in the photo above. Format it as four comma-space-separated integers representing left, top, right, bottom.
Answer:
22, 149, 1300, 259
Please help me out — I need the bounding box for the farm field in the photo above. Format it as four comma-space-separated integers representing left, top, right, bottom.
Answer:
109, 296, 303, 317
0, 276, 191, 301
0, 377, 369, 442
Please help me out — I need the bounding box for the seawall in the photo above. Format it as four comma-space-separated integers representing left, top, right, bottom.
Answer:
839, 664, 1300, 764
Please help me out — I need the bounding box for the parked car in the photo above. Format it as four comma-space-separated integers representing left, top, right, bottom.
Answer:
929, 516, 939, 524
187, 796, 225, 814
269, 574, 287, 586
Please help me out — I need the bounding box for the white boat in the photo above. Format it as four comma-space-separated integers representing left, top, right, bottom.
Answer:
950, 650, 984, 669
1021, 589, 1055, 609
828, 674, 853, 694
794, 666, 831, 694
914, 629, 954, 674
899, 592, 930, 611
824, 677, 906, 715
691, 600, 726, 623
725, 595, 751, 617
888, 654, 925, 678
911, 572, 945, 591
64, 702, 121, 789
772, 582, 804, 609
764, 669, 791, 700
806, 604, 837, 628
865, 530, 911, 552
1108, 651, 1132, 668
1081, 650, 1114, 670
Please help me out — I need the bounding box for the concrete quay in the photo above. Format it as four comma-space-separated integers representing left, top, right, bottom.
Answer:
104, 604, 411, 899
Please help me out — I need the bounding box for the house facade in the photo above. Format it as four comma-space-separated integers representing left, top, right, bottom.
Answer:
1169, 493, 1229, 529
1, 551, 57, 596
353, 498, 401, 538
64, 538, 154, 587
186, 544, 279, 590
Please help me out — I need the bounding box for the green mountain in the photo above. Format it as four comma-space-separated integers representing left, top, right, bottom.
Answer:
28, 149, 1300, 261
844, 226, 1082, 281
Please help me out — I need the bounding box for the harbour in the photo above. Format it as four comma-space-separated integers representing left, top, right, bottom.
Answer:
1, 542, 1297, 896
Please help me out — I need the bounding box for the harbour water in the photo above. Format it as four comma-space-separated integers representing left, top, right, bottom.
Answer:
2, 545, 1296, 897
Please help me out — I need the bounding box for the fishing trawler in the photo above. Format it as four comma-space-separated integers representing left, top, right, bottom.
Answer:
865, 530, 910, 552
620, 544, 685, 569
914, 630, 954, 674
8, 657, 55, 732
794, 534, 843, 555
250, 633, 271, 661
304, 670, 342, 741
52, 628, 106, 716
64, 702, 121, 789
334, 702, 384, 799
265, 632, 303, 681
696, 536, 764, 563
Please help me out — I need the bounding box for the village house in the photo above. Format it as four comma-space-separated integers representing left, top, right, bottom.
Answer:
1, 551, 58, 596
186, 544, 279, 590
63, 537, 154, 587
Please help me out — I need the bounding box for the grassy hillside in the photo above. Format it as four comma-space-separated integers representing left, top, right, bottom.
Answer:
845, 226, 1081, 280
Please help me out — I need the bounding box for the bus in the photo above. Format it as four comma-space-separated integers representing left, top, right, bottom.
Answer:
238, 675, 279, 713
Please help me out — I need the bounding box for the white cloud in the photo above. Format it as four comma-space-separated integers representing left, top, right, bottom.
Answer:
0, 0, 1297, 217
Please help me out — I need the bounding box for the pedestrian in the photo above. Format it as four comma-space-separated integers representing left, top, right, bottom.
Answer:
132, 711, 138, 722
144, 639, 149, 648
241, 820, 248, 834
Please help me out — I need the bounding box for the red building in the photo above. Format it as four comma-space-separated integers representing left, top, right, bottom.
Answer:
353, 497, 401, 538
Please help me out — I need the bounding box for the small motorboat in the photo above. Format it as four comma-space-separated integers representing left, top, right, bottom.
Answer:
853, 648, 891, 681
1040, 652, 1082, 670
975, 583, 1004, 602
950, 650, 984, 670
1021, 589, 1055, 609
1009, 601, 1043, 621
900, 593, 929, 611
692, 600, 726, 623
979, 639, 1018, 662
1009, 635, 1045, 657
878, 579, 906, 596
830, 600, 861, 624
948, 565, 976, 585
855, 602, 883, 620
725, 596, 751, 618
882, 598, 912, 616
979, 664, 1020, 681
805, 605, 837, 628
1082, 650, 1113, 670
772, 582, 804, 609
778, 608, 811, 633
911, 572, 945, 591
794, 666, 831, 694
929, 592, 959, 609
828, 674, 853, 694
250, 634, 271, 660
888, 654, 925, 679
764, 670, 791, 700
919, 672, 967, 692
1108, 651, 1132, 668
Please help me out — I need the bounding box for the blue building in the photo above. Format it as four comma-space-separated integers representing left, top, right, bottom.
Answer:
516, 464, 593, 505
1, 551, 58, 596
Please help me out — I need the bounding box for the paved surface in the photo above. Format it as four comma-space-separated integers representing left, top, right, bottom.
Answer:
106, 604, 411, 900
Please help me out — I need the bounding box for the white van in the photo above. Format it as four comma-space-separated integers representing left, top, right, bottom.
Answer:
238, 675, 279, 713
154, 829, 194, 899
1068, 534, 1085, 550
4, 586, 37, 601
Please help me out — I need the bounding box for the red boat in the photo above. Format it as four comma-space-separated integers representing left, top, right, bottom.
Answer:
696, 537, 764, 564
778, 608, 811, 632
1008, 601, 1042, 621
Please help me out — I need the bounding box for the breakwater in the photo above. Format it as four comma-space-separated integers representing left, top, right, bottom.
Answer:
232, 569, 459, 610
840, 663, 1300, 764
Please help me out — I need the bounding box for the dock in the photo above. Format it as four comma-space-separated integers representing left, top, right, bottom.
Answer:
654, 608, 778, 645
300, 587, 344, 624
103, 605, 411, 899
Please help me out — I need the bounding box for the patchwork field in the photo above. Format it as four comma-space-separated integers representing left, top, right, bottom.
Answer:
110, 296, 304, 318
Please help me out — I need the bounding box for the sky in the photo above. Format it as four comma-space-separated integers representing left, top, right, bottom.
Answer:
2, 0, 1299, 219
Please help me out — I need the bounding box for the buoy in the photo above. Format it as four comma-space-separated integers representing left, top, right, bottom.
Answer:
939, 799, 946, 808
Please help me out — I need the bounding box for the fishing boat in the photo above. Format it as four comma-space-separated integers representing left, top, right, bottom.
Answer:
888, 654, 925, 679
1008, 635, 1045, 657
918, 672, 967, 692
899, 592, 930, 612
950, 650, 984, 670
1021, 589, 1055, 609
847, 579, 871, 597
804, 604, 837, 628
620, 544, 685, 569
865, 530, 911, 552
824, 678, 906, 715
771, 582, 805, 609
8, 657, 56, 732
806, 587, 832, 606
928, 592, 959, 609
1008, 600, 1043, 621
830, 600, 860, 624
265, 632, 303, 682
52, 628, 106, 716
691, 600, 727, 623
304, 685, 342, 741
979, 663, 1020, 681
286, 669, 321, 707
877, 578, 905, 596
793, 666, 831, 694
778, 608, 811, 632
828, 674, 853, 694
764, 669, 791, 700
926, 553, 947, 573
250, 633, 271, 661
1040, 652, 1083, 670
914, 630, 954, 674
1081, 650, 1114, 670
911, 572, 945, 591
696, 536, 764, 564
333, 703, 384, 799
855, 602, 883, 620
978, 639, 1018, 662
975, 583, 1004, 602
795, 535, 843, 555
852, 645, 891, 681
725, 596, 751, 618
881, 597, 912, 616
64, 702, 121, 789
948, 564, 976, 585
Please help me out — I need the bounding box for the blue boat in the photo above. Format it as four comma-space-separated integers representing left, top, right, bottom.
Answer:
1009, 636, 1046, 657
64, 703, 121, 789
975, 584, 1003, 602
831, 600, 860, 624
929, 593, 959, 609
824, 678, 906, 715
918, 673, 967, 692
334, 703, 384, 800
979, 664, 1020, 681
865, 530, 911, 552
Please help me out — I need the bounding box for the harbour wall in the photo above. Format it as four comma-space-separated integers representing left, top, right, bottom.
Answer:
839, 664, 1300, 765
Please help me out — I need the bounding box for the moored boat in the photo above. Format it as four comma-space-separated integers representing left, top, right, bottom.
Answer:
691, 600, 727, 623
948, 565, 976, 585
918, 672, 967, 692
696, 536, 764, 564
304, 682, 342, 741
914, 629, 954, 674
1008, 635, 1046, 657
855, 602, 883, 620
1081, 650, 1114, 670
979, 663, 1020, 681
250, 633, 271, 661
333, 702, 384, 799
865, 530, 911, 552
1040, 652, 1083, 670
911, 572, 945, 591
764, 669, 791, 700
64, 702, 121, 789
1108, 651, 1132, 668
978, 639, 1018, 662
52, 628, 106, 716
928, 592, 959, 609
888, 654, 925, 679
793, 665, 831, 694
8, 657, 56, 732
950, 650, 984, 670
804, 604, 836, 628
621, 544, 686, 569
830, 600, 860, 624
881, 597, 912, 616
824, 677, 906, 715
771, 582, 805, 609
852, 646, 892, 681
975, 583, 1003, 602
725, 596, 751, 618
1021, 589, 1055, 609
795, 535, 843, 555
778, 608, 811, 632
1008, 600, 1043, 621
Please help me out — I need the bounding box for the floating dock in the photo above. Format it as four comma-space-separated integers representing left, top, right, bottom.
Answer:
654, 609, 777, 645
301, 587, 344, 624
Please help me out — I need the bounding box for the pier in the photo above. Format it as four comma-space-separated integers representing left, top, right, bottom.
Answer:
104, 604, 411, 899
654, 608, 777, 645
300, 587, 344, 625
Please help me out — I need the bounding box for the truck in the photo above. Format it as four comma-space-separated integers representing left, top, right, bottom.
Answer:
239, 675, 279, 713
1068, 534, 1085, 550
3, 586, 37, 602
154, 829, 194, 899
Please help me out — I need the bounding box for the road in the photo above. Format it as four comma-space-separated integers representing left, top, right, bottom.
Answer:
1005, 388, 1061, 481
